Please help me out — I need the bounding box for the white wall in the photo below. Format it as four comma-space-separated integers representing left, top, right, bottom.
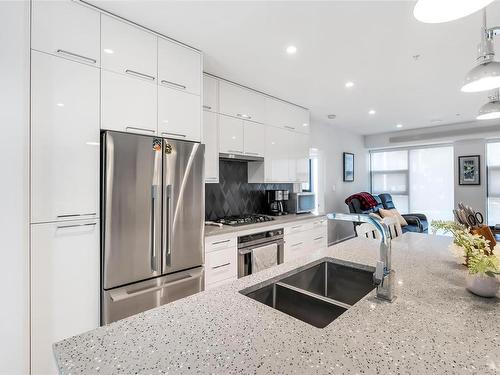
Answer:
310, 122, 370, 243
454, 139, 487, 215
0, 1, 30, 374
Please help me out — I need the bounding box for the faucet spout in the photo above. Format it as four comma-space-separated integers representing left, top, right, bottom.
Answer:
327, 212, 396, 302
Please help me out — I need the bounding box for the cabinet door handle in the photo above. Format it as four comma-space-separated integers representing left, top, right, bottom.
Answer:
126, 126, 155, 134
56, 49, 96, 64
284, 125, 296, 130
212, 262, 231, 270
236, 113, 252, 119
245, 152, 260, 156
125, 69, 156, 81
56, 222, 97, 230
291, 225, 302, 229
161, 80, 186, 90
57, 213, 96, 218
313, 236, 324, 241
227, 149, 243, 154
203, 105, 212, 110
291, 242, 303, 247
162, 132, 186, 138
212, 239, 230, 245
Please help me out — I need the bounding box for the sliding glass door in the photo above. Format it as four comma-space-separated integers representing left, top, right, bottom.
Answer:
370, 146, 454, 222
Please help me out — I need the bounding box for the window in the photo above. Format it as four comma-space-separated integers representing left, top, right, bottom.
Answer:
370, 146, 454, 222
371, 150, 409, 213
487, 142, 500, 225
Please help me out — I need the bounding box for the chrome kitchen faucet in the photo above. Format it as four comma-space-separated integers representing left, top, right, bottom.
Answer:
327, 213, 396, 302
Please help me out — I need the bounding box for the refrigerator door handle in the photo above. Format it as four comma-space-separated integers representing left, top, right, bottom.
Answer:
109, 274, 193, 302
151, 185, 160, 272
164, 184, 173, 267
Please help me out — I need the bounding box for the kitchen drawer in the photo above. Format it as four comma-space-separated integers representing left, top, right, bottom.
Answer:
206, 277, 235, 291
285, 221, 314, 235
309, 231, 328, 250
312, 217, 327, 229
284, 238, 307, 262
205, 247, 237, 285
205, 235, 237, 253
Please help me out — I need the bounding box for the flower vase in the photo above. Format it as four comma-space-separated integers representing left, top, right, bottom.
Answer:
466, 273, 500, 297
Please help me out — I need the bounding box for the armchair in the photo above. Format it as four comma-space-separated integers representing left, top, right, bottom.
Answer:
378, 193, 428, 233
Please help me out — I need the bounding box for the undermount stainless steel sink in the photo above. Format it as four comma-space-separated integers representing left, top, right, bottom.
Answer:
242, 259, 375, 328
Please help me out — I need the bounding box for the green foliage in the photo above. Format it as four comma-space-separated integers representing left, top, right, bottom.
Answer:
431, 220, 500, 277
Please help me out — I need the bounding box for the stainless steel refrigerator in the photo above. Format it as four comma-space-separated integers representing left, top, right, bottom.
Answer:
101, 131, 205, 325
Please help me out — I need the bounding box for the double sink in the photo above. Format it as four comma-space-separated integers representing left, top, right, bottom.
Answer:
241, 259, 376, 328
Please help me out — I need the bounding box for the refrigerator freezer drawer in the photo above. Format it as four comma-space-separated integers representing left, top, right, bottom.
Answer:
102, 266, 204, 325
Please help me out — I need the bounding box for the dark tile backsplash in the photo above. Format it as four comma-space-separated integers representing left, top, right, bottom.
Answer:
205, 160, 293, 221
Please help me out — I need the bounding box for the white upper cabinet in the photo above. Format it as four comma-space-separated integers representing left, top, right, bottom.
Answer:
158, 86, 201, 141
219, 115, 244, 155
32, 0, 100, 66
203, 111, 219, 183
288, 131, 310, 183
203, 75, 218, 112
101, 15, 157, 80
219, 81, 265, 124
244, 122, 265, 157
263, 126, 290, 182
31, 51, 99, 223
101, 70, 157, 135
31, 219, 99, 375
158, 38, 201, 96
264, 97, 310, 134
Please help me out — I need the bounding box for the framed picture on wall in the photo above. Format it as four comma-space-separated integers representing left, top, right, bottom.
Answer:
458, 155, 480, 185
343, 152, 354, 182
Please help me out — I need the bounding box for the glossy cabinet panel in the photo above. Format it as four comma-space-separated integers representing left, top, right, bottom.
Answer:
219, 81, 265, 124
101, 70, 157, 134
219, 115, 244, 154
158, 38, 201, 95
158, 85, 201, 141
288, 131, 310, 183
203, 111, 219, 183
243, 121, 265, 157
31, 51, 99, 223
264, 126, 289, 182
32, 0, 100, 66
31, 220, 99, 375
203, 75, 218, 112
264, 97, 310, 134
101, 15, 157, 79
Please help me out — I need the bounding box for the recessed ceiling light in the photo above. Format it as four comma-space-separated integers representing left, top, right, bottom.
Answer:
345, 81, 354, 88
302, 123, 308, 127
103, 48, 114, 54
396, 123, 403, 128
327, 114, 337, 120
286, 45, 297, 54
368, 109, 376, 115
56, 102, 64, 107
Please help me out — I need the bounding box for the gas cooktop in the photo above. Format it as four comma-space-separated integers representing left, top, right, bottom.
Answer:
216, 214, 274, 227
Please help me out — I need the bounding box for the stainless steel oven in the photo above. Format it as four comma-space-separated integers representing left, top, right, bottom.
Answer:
237, 228, 284, 278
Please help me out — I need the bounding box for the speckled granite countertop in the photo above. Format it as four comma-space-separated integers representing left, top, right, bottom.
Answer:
204, 213, 326, 237
54, 233, 499, 374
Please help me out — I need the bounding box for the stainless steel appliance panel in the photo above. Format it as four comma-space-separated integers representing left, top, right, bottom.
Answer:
103, 131, 162, 289
102, 267, 204, 324
162, 139, 204, 274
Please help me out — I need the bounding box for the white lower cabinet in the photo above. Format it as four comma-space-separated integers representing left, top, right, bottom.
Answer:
284, 218, 328, 262
158, 85, 201, 141
31, 219, 99, 375
31, 51, 99, 223
204, 235, 238, 289
101, 70, 157, 135
203, 111, 219, 183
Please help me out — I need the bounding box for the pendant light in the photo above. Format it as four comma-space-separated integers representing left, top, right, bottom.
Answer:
461, 10, 500, 93
477, 90, 500, 120
414, 0, 494, 24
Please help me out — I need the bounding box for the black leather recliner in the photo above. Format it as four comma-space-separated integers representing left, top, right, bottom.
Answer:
378, 194, 428, 233
346, 193, 428, 234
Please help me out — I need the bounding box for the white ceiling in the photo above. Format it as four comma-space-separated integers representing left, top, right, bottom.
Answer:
89, 0, 500, 135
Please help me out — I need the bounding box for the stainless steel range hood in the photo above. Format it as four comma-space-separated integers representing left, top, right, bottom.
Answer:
219, 152, 264, 162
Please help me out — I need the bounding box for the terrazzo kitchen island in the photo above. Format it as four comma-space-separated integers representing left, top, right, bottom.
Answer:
54, 233, 499, 374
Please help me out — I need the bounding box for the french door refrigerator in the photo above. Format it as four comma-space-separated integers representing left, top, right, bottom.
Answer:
101, 131, 205, 324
